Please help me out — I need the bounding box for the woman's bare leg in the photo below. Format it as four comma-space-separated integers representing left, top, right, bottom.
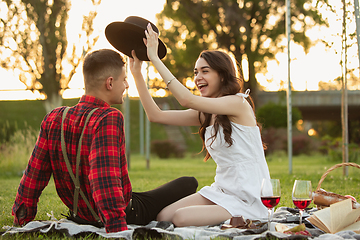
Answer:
156, 193, 231, 227
172, 204, 231, 227
157, 193, 211, 221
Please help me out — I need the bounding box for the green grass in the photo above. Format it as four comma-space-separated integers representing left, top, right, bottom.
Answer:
1, 153, 360, 239
1, 99, 360, 239
267, 152, 360, 207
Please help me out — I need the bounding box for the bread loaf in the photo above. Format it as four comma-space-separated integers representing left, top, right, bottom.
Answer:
313, 189, 360, 209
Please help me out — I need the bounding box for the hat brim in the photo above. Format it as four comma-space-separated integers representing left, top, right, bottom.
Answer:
105, 22, 167, 61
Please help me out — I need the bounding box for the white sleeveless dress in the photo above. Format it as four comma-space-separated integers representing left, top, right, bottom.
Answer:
198, 92, 270, 220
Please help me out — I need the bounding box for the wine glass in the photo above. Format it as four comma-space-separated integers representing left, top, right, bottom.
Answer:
261, 178, 281, 231
292, 180, 312, 224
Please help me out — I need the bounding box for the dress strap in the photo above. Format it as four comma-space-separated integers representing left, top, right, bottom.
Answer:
236, 89, 250, 103
236, 89, 256, 120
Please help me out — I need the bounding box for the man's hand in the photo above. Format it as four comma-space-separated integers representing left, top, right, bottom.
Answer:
14, 204, 27, 226
129, 50, 143, 77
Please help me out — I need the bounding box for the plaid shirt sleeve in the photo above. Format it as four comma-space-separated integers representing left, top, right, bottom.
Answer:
12, 114, 52, 226
89, 110, 131, 233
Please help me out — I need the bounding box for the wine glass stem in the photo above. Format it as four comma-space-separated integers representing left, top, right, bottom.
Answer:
299, 209, 303, 225
267, 208, 272, 231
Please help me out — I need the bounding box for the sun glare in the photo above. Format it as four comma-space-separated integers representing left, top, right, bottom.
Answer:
308, 128, 317, 136
163, 19, 172, 30
186, 79, 196, 89
0, 0, 358, 101
155, 89, 167, 97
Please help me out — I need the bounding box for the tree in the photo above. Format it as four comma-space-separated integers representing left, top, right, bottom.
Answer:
156, 0, 328, 101
256, 102, 302, 129
0, 0, 101, 112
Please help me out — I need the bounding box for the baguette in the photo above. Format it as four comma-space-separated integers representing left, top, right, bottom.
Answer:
313, 189, 360, 209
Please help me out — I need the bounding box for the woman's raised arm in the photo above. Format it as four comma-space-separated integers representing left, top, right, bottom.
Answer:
143, 24, 250, 122
129, 50, 200, 126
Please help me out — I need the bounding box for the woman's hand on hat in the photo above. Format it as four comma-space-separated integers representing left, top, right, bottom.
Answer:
144, 23, 159, 61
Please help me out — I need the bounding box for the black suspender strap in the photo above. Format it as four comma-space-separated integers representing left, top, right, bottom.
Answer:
61, 107, 100, 222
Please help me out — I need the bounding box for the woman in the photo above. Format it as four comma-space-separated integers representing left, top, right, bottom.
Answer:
129, 23, 270, 227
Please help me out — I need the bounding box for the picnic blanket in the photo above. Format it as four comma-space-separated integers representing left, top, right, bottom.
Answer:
2, 207, 360, 239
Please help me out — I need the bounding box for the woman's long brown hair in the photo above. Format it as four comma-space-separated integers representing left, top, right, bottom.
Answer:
197, 50, 262, 161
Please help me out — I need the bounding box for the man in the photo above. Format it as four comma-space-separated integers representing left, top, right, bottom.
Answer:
12, 49, 197, 233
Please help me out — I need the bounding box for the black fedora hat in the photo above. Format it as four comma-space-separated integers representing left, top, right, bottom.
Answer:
105, 16, 167, 61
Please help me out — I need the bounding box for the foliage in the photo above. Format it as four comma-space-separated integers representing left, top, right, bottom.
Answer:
0, 120, 18, 143
0, 98, 176, 157
312, 121, 342, 139
256, 102, 302, 129
262, 127, 287, 156
0, 126, 37, 177
318, 0, 359, 90
349, 120, 360, 144
151, 139, 185, 158
291, 134, 315, 156
319, 135, 360, 162
318, 135, 341, 155
262, 128, 318, 156
312, 120, 360, 144
156, 0, 328, 99
0, 0, 101, 112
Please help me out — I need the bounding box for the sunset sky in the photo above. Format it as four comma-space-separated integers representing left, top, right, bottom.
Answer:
0, 0, 358, 100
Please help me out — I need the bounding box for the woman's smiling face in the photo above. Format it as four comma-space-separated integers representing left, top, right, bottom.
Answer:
194, 57, 222, 98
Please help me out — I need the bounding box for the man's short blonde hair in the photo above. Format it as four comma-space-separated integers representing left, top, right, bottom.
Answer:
83, 49, 125, 92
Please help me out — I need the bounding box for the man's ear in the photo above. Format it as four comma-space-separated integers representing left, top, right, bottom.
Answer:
106, 77, 113, 90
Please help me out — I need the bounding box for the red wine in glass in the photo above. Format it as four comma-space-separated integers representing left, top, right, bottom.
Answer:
261, 196, 281, 209
293, 199, 311, 210
292, 180, 312, 224
261, 179, 281, 231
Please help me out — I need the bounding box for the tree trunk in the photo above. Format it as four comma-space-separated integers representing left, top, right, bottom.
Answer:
246, 54, 258, 106
43, 93, 63, 113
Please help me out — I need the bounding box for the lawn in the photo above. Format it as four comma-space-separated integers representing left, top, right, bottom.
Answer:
1, 152, 360, 239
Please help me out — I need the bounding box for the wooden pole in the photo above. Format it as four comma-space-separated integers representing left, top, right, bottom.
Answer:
341, 0, 349, 176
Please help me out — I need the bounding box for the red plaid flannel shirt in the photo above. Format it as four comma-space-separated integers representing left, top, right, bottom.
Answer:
12, 95, 132, 233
